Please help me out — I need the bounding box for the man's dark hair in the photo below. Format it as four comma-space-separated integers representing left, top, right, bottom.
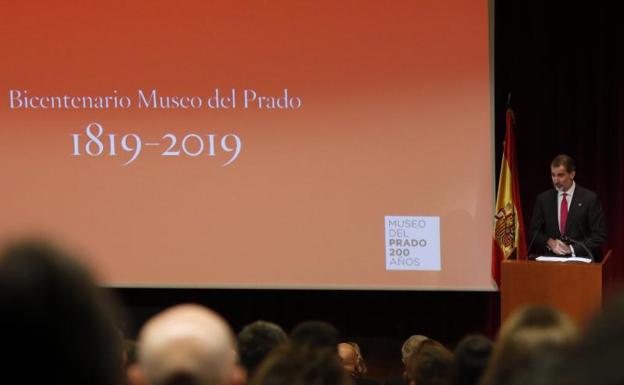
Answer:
0, 239, 124, 385
238, 320, 288, 376
551, 154, 576, 173
451, 334, 493, 385
250, 345, 351, 385
290, 320, 339, 350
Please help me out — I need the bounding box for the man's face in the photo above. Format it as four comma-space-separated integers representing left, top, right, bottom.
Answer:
551, 165, 575, 192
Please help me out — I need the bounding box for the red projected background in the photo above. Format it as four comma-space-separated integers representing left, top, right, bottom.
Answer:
0, 0, 493, 289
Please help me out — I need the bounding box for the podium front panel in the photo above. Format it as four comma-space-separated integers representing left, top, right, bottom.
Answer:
501, 260, 603, 326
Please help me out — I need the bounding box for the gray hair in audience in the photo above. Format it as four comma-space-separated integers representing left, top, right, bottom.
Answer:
405, 338, 454, 385
402, 335, 430, 365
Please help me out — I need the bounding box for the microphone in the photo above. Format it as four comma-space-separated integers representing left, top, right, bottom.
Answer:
561, 236, 595, 262
526, 217, 544, 258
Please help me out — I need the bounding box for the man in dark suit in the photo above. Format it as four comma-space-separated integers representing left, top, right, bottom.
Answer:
528, 154, 607, 258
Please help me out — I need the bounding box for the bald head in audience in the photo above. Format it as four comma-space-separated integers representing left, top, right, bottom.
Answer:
338, 342, 367, 378
131, 304, 244, 385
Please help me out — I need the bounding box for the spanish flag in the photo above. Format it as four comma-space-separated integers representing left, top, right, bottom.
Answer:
492, 108, 527, 286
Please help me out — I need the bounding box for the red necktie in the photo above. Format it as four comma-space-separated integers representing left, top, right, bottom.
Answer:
560, 193, 568, 235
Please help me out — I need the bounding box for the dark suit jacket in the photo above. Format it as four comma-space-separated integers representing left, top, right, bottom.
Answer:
528, 185, 607, 257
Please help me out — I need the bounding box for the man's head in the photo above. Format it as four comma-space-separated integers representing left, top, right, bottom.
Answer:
550, 154, 576, 192
404, 339, 453, 385
337, 342, 366, 378
567, 293, 624, 385
250, 345, 351, 385
237, 320, 288, 376
479, 305, 577, 385
401, 335, 429, 366
451, 334, 493, 385
131, 304, 244, 385
290, 320, 339, 350
0, 239, 123, 385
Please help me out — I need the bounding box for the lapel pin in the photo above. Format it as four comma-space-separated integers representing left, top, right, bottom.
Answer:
578, 202, 583, 207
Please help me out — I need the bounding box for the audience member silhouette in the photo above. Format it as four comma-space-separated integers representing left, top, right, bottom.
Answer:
405, 339, 453, 385
566, 293, 624, 385
451, 334, 493, 385
478, 305, 578, 385
290, 320, 339, 350
0, 240, 124, 385
238, 320, 288, 377
250, 345, 351, 385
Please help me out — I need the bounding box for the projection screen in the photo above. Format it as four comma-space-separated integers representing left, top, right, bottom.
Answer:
0, 0, 494, 290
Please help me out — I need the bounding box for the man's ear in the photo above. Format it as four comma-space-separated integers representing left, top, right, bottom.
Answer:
127, 364, 146, 385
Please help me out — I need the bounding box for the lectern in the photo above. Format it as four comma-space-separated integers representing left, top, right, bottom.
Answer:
500, 251, 612, 325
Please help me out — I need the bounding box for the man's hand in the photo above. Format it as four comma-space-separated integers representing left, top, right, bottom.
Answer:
547, 238, 572, 255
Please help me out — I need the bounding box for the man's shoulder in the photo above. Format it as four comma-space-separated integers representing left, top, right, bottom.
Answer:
574, 184, 598, 200
536, 189, 556, 201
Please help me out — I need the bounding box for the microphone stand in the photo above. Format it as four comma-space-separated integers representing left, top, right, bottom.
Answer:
526, 218, 544, 259
561, 236, 595, 262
